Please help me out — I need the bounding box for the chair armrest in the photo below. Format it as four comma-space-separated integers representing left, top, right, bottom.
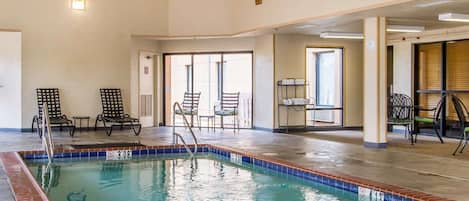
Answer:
414, 105, 435, 111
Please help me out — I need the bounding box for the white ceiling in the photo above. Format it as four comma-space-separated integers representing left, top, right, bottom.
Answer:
275, 0, 469, 35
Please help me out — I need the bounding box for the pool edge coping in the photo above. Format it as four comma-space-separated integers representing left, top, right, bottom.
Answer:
0, 144, 453, 201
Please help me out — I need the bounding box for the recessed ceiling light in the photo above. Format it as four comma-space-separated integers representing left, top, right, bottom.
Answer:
71, 0, 86, 10
439, 13, 469, 22
387, 25, 425, 33
414, 0, 453, 7
320, 32, 364, 39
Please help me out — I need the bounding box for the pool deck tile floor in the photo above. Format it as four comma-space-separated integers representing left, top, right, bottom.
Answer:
0, 127, 467, 200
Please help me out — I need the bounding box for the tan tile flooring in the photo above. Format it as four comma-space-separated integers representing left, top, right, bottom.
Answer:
1, 127, 468, 200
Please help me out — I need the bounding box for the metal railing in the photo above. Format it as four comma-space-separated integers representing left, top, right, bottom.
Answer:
41, 103, 54, 163
172, 102, 198, 156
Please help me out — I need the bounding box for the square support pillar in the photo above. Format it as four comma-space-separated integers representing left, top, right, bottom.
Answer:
363, 17, 388, 148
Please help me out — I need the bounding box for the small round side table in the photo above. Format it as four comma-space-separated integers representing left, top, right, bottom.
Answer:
199, 115, 215, 131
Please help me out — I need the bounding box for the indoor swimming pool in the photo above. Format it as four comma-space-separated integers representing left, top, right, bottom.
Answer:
26, 153, 357, 201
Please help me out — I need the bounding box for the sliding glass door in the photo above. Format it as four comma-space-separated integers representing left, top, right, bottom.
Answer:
164, 52, 253, 128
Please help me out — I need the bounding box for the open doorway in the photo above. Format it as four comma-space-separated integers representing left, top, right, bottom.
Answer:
306, 48, 343, 128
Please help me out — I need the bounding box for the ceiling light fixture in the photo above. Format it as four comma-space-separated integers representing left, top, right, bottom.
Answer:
71, 0, 86, 10
295, 24, 317, 29
414, 0, 453, 8
439, 13, 469, 22
320, 32, 364, 39
387, 25, 425, 33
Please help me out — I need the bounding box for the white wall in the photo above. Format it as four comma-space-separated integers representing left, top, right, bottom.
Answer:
159, 37, 255, 53
0, 0, 168, 128
253, 35, 275, 129
0, 31, 21, 129
168, 0, 234, 36
392, 42, 412, 96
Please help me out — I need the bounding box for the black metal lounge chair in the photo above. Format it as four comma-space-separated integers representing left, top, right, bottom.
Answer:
414, 95, 445, 144
32, 88, 75, 138
387, 93, 414, 144
451, 95, 469, 155
95, 88, 141, 136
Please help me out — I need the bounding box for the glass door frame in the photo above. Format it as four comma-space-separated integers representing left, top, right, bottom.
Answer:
305, 47, 345, 129
162, 51, 254, 128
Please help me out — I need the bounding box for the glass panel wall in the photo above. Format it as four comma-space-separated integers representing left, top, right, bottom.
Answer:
223, 53, 253, 128
193, 54, 221, 122
165, 55, 192, 126
416, 43, 442, 119
164, 52, 253, 128
415, 40, 469, 138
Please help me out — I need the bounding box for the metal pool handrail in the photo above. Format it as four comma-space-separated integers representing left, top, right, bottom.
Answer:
172, 102, 198, 156
41, 103, 54, 163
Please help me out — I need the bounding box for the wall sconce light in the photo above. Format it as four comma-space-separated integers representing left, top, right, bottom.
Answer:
71, 0, 86, 10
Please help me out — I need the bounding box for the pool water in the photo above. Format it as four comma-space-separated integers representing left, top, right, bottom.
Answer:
26, 154, 358, 201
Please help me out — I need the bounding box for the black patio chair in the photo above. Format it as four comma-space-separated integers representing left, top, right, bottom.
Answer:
214, 92, 240, 132
451, 95, 469, 155
387, 93, 414, 144
31, 88, 75, 138
174, 92, 201, 129
414, 95, 445, 144
95, 88, 141, 136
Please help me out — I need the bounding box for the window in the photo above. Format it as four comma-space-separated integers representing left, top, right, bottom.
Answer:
316, 51, 337, 106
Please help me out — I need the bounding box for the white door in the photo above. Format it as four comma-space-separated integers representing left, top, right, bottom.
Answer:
139, 52, 155, 127
0, 32, 22, 129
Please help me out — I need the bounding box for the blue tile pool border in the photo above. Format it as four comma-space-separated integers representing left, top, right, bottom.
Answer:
16, 144, 450, 201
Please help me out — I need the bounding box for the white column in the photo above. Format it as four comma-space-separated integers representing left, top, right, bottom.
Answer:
363, 17, 388, 148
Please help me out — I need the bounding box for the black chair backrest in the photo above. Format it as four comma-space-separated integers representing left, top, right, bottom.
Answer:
451, 95, 468, 127
388, 93, 412, 120
100, 88, 125, 118
36, 88, 63, 118
221, 92, 240, 110
182, 92, 201, 112
433, 95, 447, 121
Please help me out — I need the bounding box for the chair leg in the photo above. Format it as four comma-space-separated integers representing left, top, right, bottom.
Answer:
453, 129, 465, 155
406, 125, 413, 145
236, 115, 239, 133
31, 116, 36, 133
94, 116, 100, 131
221, 116, 224, 130
36, 118, 42, 139
102, 121, 113, 136
68, 122, 75, 137
459, 132, 468, 153
233, 116, 236, 133
197, 115, 201, 131
433, 123, 444, 144
131, 122, 142, 136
